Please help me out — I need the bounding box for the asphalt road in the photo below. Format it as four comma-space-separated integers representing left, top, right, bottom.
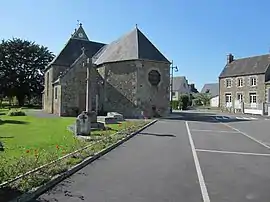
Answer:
35, 112, 270, 202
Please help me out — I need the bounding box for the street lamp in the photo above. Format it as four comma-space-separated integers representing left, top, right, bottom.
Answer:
170, 60, 178, 113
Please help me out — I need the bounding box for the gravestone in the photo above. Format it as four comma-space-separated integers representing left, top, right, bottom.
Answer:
75, 111, 91, 136
104, 117, 118, 124
107, 112, 124, 121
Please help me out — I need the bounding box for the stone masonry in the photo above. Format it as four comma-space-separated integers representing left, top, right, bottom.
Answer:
219, 74, 266, 108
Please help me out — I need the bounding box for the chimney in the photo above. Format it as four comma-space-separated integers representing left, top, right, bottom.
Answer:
227, 53, 234, 64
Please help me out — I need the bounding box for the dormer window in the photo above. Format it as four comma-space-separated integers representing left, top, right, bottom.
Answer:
250, 77, 257, 86
226, 79, 232, 88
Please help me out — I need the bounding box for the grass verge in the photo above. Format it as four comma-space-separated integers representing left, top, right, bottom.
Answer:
0, 108, 150, 201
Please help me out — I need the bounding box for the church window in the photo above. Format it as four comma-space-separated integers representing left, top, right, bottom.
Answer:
148, 70, 161, 86
46, 72, 49, 96
54, 87, 58, 99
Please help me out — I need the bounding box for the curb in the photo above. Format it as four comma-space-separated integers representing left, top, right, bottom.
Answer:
11, 119, 158, 202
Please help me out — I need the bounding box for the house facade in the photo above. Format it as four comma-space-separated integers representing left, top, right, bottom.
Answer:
219, 53, 270, 114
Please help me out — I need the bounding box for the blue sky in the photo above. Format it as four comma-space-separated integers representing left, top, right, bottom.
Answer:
1, 0, 270, 90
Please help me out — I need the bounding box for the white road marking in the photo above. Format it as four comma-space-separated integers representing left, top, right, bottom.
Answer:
185, 121, 210, 202
216, 120, 270, 150
191, 129, 239, 134
196, 148, 270, 157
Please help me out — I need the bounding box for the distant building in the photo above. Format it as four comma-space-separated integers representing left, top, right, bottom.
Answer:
201, 83, 219, 107
219, 53, 270, 114
171, 76, 191, 101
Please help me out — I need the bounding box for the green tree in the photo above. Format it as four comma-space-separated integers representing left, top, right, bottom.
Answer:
0, 38, 54, 106
196, 93, 211, 106
179, 94, 190, 110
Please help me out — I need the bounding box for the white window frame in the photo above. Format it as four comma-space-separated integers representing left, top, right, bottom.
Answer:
236, 93, 243, 102
237, 78, 243, 87
249, 92, 257, 104
250, 77, 257, 86
225, 93, 232, 107
225, 79, 232, 88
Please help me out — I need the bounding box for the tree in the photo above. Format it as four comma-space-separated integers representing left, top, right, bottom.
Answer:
0, 38, 54, 106
179, 94, 190, 110
196, 93, 211, 106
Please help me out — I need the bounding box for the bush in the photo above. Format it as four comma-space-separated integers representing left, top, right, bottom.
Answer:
171, 100, 180, 110
179, 95, 189, 110
7, 109, 26, 116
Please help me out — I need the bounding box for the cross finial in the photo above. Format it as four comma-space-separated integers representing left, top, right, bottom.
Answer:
77, 20, 82, 27
81, 47, 85, 54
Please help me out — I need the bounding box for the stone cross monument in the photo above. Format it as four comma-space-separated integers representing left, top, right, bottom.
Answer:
85, 57, 92, 135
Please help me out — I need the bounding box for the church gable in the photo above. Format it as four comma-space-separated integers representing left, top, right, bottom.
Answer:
46, 24, 105, 69
71, 23, 89, 41
93, 27, 170, 65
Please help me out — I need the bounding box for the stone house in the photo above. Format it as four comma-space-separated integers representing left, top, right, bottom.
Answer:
219, 53, 270, 111
43, 24, 171, 118
171, 76, 191, 101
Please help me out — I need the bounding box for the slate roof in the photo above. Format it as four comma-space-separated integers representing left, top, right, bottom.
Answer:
46, 25, 105, 70
93, 27, 170, 65
201, 83, 219, 97
172, 76, 188, 91
219, 54, 270, 78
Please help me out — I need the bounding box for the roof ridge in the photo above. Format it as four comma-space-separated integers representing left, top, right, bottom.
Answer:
234, 53, 270, 61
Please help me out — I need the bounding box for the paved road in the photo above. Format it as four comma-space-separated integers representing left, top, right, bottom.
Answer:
35, 112, 270, 202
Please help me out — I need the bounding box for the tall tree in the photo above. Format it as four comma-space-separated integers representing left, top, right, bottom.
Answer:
0, 38, 54, 106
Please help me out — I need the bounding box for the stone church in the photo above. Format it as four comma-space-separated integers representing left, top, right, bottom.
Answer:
43, 24, 171, 118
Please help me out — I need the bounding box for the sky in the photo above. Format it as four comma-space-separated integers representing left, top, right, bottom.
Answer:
1, 0, 270, 90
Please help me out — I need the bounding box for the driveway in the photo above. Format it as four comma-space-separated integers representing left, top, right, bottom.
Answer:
35, 111, 270, 202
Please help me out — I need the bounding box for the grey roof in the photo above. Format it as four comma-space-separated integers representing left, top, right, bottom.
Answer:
172, 76, 187, 91
201, 83, 219, 97
46, 25, 105, 70
93, 27, 170, 65
48, 39, 105, 67
219, 54, 270, 78
71, 24, 89, 41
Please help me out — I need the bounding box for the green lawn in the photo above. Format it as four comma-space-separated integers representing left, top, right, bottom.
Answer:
0, 108, 148, 189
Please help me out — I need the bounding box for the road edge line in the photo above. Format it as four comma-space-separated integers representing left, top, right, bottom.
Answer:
185, 121, 210, 202
11, 119, 158, 202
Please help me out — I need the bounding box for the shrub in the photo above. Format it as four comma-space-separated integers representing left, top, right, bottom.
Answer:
171, 100, 180, 110
7, 108, 26, 116
179, 94, 189, 110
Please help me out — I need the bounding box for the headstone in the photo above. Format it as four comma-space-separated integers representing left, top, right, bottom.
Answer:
75, 111, 91, 136
107, 112, 124, 121
87, 111, 97, 123
104, 117, 118, 124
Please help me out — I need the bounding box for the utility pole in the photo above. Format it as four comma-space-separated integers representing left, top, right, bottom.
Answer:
170, 60, 178, 113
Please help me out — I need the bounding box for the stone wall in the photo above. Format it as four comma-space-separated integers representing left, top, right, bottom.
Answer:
97, 60, 170, 118
43, 64, 69, 114
53, 84, 61, 115
137, 60, 170, 117
60, 56, 98, 116
219, 74, 265, 107
43, 68, 54, 113
98, 61, 139, 117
